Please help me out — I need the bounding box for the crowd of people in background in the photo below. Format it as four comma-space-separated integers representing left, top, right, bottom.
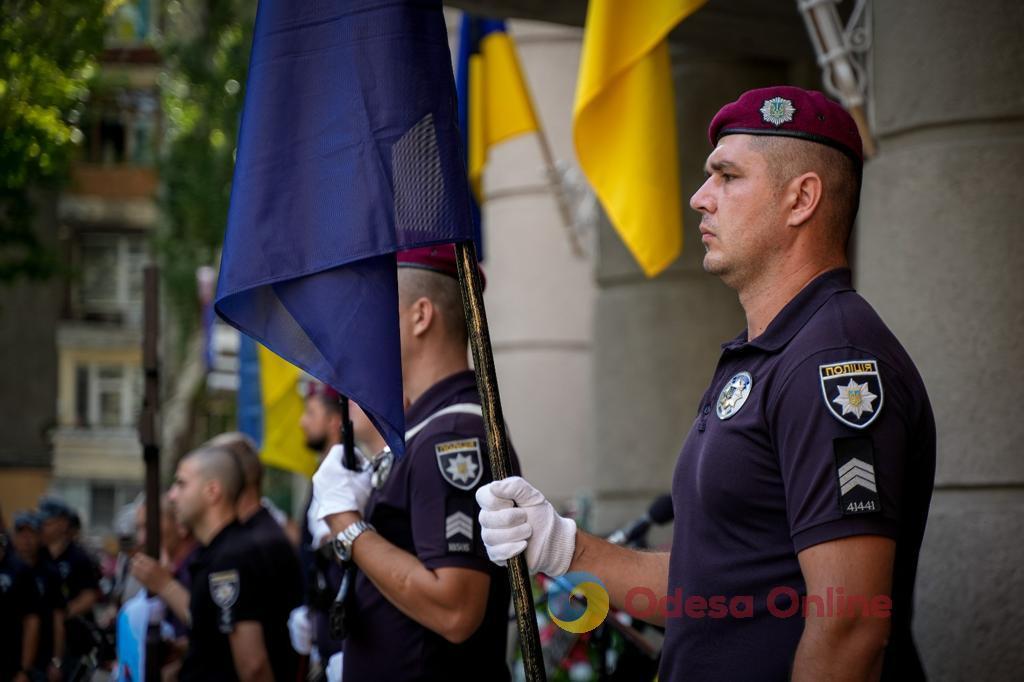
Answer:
1, 498, 102, 681
0, 380, 371, 682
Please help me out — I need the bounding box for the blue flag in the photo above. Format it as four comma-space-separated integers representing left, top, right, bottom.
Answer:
215, 0, 475, 458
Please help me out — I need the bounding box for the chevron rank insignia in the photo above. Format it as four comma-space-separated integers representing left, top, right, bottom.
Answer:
436, 438, 483, 491
834, 437, 881, 516
445, 497, 475, 553
819, 359, 884, 429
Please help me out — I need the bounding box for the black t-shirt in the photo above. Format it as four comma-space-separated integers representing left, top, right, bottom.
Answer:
28, 557, 66, 669
48, 542, 100, 657
240, 506, 303, 681
0, 549, 42, 678
343, 370, 518, 682
180, 521, 265, 682
660, 269, 935, 681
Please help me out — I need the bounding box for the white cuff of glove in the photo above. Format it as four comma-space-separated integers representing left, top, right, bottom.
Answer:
312, 444, 373, 521
326, 652, 343, 682
287, 605, 312, 655
476, 476, 577, 577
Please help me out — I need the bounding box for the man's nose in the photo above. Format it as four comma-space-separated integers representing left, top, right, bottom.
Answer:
690, 178, 714, 214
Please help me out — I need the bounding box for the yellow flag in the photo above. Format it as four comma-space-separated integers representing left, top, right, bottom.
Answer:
257, 345, 316, 476
466, 24, 539, 200
573, 0, 705, 277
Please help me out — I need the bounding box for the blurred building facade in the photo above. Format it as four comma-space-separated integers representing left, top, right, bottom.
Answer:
47, 0, 162, 534
450, 1, 1024, 679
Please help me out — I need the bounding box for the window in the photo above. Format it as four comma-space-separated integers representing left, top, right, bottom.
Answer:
90, 485, 116, 531
78, 233, 147, 321
74, 362, 141, 429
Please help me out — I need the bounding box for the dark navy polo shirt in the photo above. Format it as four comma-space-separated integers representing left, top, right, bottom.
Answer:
660, 269, 935, 682
0, 548, 42, 679
48, 541, 100, 657
27, 556, 65, 669
343, 369, 518, 682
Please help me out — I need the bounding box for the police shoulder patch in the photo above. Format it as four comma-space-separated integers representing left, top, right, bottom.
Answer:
435, 438, 483, 491
819, 359, 884, 429
209, 569, 240, 609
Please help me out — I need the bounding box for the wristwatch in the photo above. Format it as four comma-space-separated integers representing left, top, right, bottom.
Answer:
333, 520, 375, 562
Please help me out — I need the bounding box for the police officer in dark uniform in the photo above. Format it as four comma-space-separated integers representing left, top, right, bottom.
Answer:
11, 511, 66, 681
210, 432, 303, 682
1, 525, 43, 682
311, 245, 519, 681
295, 382, 347, 668
167, 444, 278, 682
478, 86, 936, 681
38, 498, 100, 674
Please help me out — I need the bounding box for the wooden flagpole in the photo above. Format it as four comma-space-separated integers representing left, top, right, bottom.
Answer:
453, 241, 547, 682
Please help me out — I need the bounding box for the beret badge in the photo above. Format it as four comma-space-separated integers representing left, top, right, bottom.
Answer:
759, 97, 796, 127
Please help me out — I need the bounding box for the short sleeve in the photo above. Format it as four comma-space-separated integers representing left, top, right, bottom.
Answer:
408, 429, 494, 572
48, 568, 68, 610
207, 547, 262, 632
16, 567, 44, 616
70, 549, 101, 595
769, 350, 908, 553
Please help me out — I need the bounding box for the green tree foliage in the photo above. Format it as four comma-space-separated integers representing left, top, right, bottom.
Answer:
156, 0, 255, 330
0, 0, 109, 283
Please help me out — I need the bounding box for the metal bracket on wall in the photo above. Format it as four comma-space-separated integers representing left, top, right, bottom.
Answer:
797, 0, 876, 157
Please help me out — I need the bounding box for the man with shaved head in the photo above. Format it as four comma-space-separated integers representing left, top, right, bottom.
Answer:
167, 445, 275, 682
478, 87, 936, 681
210, 431, 302, 682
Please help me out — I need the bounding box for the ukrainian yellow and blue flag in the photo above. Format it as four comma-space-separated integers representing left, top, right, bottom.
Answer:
455, 15, 539, 254
573, 0, 707, 277
237, 335, 315, 476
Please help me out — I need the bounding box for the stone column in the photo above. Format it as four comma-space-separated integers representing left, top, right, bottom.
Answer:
857, 1, 1024, 679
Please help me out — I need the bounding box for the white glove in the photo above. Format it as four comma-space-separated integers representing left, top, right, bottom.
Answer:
476, 476, 576, 577
312, 444, 373, 521
306, 498, 333, 549
287, 605, 312, 655
326, 652, 343, 682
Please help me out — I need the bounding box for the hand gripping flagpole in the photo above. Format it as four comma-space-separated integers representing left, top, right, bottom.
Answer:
454, 241, 547, 682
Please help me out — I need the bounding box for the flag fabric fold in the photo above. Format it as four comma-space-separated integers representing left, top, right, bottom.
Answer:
215, 0, 475, 458
573, 0, 706, 277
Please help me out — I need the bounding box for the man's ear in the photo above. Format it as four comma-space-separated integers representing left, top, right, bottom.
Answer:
411, 296, 435, 338
785, 171, 823, 227
202, 478, 221, 506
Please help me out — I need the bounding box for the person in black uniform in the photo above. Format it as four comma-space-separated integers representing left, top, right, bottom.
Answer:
38, 498, 99, 674
11, 511, 66, 681
167, 444, 275, 682
210, 432, 303, 682
312, 245, 518, 681
1, 526, 42, 682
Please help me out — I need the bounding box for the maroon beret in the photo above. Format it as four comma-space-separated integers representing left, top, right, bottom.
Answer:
708, 86, 862, 163
397, 243, 486, 291
306, 380, 341, 402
